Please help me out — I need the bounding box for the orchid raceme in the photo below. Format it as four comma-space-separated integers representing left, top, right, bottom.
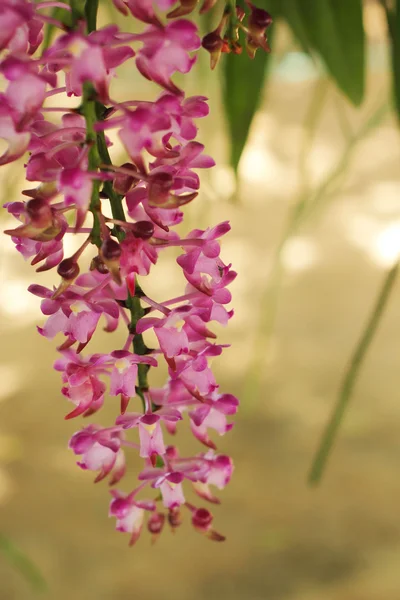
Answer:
1, 0, 271, 545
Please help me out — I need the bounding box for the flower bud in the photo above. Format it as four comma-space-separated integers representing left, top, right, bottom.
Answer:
147, 512, 165, 542
168, 507, 182, 530
101, 238, 122, 284
192, 507, 213, 533
236, 5, 245, 20
101, 238, 122, 261
57, 257, 80, 280
52, 258, 80, 299
248, 6, 272, 30
202, 31, 224, 69
113, 163, 138, 196
245, 2, 272, 57
90, 255, 109, 274
132, 220, 154, 240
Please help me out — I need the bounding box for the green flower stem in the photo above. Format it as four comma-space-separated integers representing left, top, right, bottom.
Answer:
82, 0, 149, 406
95, 102, 126, 228
85, 0, 98, 33
127, 290, 150, 404
308, 259, 400, 485
81, 83, 102, 247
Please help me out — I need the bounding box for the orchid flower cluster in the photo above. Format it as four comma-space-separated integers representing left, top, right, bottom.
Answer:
1, 0, 271, 544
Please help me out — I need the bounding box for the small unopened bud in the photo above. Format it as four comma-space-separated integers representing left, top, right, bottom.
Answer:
113, 163, 138, 196
148, 512, 165, 540
52, 258, 80, 299
100, 238, 122, 284
101, 238, 121, 261
192, 508, 213, 533
236, 5, 245, 20
249, 6, 272, 30
90, 255, 109, 274
202, 31, 224, 69
168, 507, 182, 529
245, 2, 272, 57
132, 220, 154, 240
57, 258, 80, 280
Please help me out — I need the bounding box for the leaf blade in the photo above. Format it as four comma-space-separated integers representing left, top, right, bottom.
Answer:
298, 0, 365, 105
222, 25, 274, 172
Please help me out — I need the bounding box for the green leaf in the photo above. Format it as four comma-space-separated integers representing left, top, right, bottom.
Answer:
0, 534, 47, 593
297, 0, 365, 105
385, 0, 400, 123
268, 0, 311, 52
222, 25, 274, 172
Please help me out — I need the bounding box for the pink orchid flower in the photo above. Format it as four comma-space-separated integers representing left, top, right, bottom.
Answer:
69, 424, 126, 483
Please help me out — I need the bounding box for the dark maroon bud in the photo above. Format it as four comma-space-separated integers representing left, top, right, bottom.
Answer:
113, 163, 138, 195
57, 257, 80, 280
101, 238, 121, 261
202, 31, 223, 53
132, 220, 154, 240
249, 7, 272, 30
168, 508, 182, 529
192, 507, 213, 532
202, 31, 224, 69
236, 5, 245, 20
90, 255, 109, 274
147, 512, 165, 535
26, 197, 52, 225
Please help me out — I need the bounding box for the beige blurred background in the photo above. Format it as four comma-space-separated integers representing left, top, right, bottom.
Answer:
1, 1, 400, 599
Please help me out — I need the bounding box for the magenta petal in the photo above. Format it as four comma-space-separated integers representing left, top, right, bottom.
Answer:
116, 412, 141, 429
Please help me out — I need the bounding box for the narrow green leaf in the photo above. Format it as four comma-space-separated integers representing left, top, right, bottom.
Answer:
385, 0, 400, 122
222, 25, 274, 172
0, 534, 47, 593
298, 0, 365, 105
309, 259, 400, 484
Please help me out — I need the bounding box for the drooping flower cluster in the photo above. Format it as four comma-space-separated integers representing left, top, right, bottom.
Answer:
1, 0, 271, 544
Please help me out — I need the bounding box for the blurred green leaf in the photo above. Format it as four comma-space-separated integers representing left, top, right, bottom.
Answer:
0, 534, 47, 593
297, 0, 365, 105
385, 0, 400, 122
268, 0, 310, 52
222, 25, 274, 172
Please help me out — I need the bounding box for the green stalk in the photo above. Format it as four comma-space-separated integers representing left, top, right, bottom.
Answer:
82, 0, 149, 406
95, 103, 126, 227
81, 83, 102, 246
85, 0, 99, 33
127, 290, 150, 404
308, 259, 400, 485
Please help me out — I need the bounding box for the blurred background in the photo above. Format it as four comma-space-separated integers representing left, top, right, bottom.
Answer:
1, 0, 400, 598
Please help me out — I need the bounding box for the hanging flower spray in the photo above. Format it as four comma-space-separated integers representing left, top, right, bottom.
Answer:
1, 0, 271, 544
